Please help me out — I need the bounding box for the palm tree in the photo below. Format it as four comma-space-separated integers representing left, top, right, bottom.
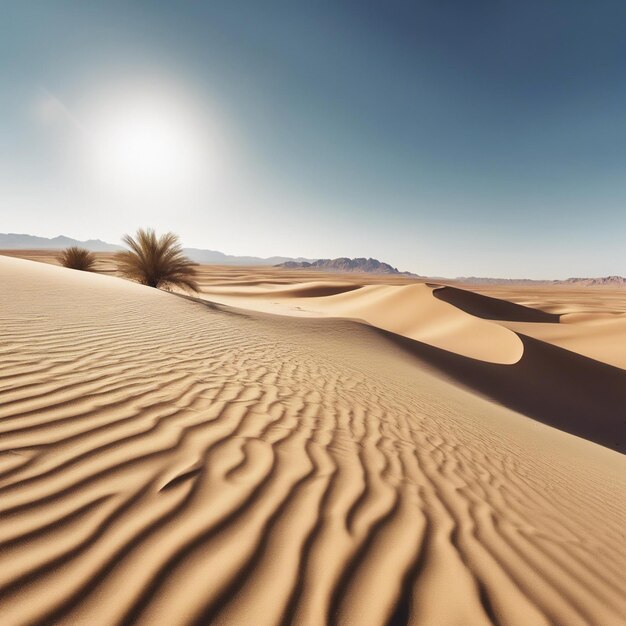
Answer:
58, 246, 97, 271
115, 228, 198, 292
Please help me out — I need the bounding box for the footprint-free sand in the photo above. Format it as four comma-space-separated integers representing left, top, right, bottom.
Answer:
0, 254, 624, 625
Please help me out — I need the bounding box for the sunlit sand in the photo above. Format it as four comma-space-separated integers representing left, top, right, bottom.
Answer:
0, 253, 624, 625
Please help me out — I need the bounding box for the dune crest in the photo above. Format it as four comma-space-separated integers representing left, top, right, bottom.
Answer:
201, 282, 524, 365
0, 256, 625, 625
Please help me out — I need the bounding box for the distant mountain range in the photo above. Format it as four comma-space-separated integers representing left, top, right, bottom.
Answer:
0, 233, 410, 273
555, 276, 626, 286
2, 234, 623, 283
455, 276, 626, 286
181, 248, 314, 266
277, 258, 418, 276
0, 233, 313, 266
0, 233, 121, 252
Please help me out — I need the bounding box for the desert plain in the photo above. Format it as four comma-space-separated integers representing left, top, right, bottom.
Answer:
0, 250, 625, 625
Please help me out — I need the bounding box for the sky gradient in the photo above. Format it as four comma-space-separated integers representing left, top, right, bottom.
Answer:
1, 1, 626, 278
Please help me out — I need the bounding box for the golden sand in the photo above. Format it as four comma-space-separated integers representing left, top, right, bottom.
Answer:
0, 254, 624, 625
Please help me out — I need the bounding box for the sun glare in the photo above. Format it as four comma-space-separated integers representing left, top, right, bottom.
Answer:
88, 91, 211, 193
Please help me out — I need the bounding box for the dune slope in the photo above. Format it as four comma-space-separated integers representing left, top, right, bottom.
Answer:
200, 283, 524, 365
200, 279, 626, 450
0, 256, 625, 625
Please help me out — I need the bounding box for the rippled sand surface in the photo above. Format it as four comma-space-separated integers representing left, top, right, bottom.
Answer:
0, 255, 625, 625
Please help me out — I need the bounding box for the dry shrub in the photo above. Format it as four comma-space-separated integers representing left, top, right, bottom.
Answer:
115, 228, 198, 292
58, 247, 97, 272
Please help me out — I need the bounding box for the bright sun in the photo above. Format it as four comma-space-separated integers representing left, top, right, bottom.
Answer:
89, 93, 209, 193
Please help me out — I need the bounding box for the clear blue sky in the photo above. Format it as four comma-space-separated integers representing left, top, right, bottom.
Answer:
1, 1, 625, 277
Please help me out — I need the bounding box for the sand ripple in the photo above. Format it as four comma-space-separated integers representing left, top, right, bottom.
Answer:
0, 257, 625, 625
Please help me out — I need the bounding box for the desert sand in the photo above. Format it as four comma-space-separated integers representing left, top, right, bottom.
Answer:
0, 253, 625, 625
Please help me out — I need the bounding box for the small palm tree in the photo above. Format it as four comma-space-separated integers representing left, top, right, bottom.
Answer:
58, 246, 97, 271
115, 228, 198, 292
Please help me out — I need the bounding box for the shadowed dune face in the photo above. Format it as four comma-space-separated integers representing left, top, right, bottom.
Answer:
201, 281, 363, 299
377, 329, 626, 453
432, 285, 561, 323
199, 282, 526, 365
1, 256, 625, 625
468, 283, 626, 318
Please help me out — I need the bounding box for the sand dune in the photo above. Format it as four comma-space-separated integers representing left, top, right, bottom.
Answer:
199, 279, 626, 450
462, 283, 626, 369
199, 275, 626, 422
1, 256, 625, 625
200, 283, 524, 365
433, 285, 561, 323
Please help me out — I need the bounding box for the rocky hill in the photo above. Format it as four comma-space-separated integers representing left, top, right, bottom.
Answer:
276, 257, 418, 276
556, 276, 626, 286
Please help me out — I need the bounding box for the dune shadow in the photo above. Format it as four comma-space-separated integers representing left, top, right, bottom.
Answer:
175, 292, 260, 320
433, 285, 560, 323
277, 284, 362, 298
376, 328, 625, 453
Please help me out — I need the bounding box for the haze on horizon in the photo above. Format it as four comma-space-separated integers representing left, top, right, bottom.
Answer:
1, 1, 625, 279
